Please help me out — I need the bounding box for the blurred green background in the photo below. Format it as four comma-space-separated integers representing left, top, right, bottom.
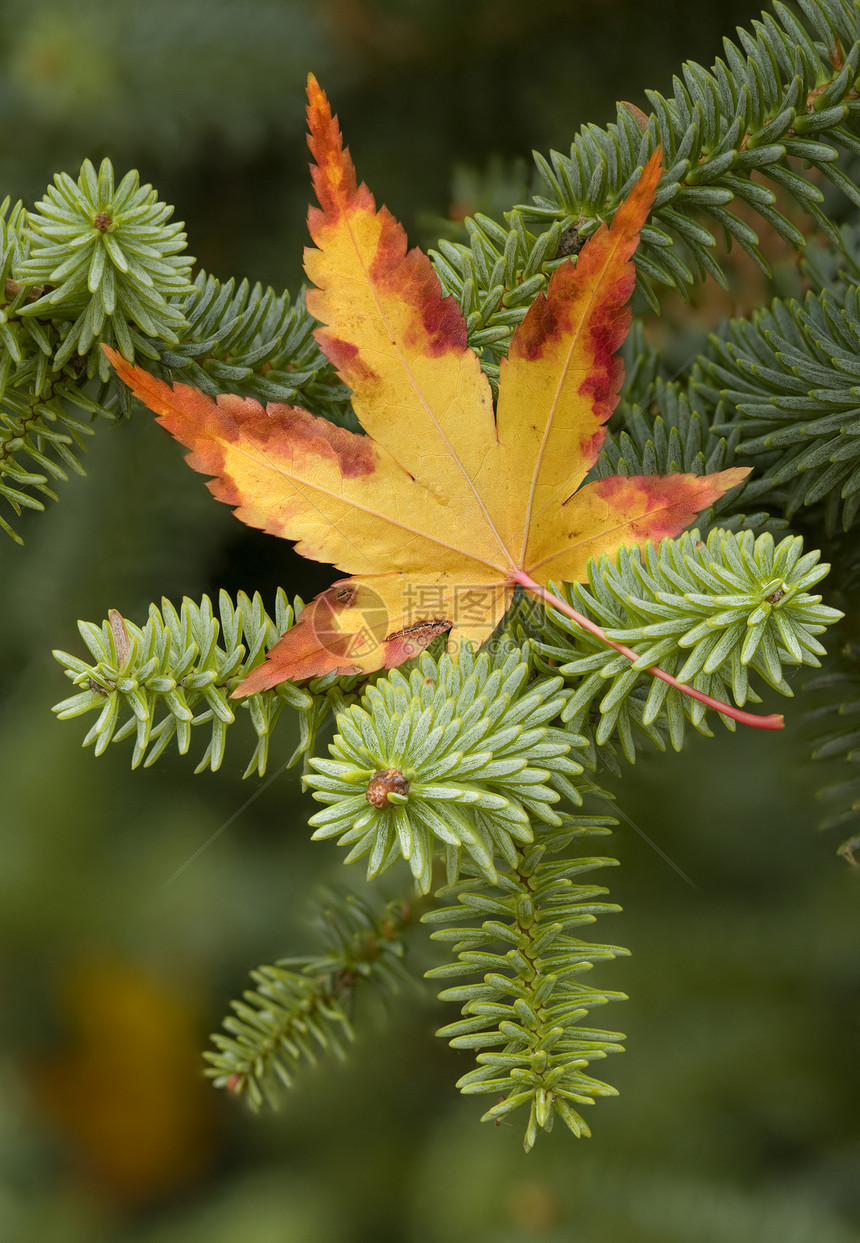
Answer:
1, 1, 858, 1240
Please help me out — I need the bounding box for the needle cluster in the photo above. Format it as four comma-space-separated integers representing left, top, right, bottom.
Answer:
306, 644, 586, 895
531, 529, 841, 761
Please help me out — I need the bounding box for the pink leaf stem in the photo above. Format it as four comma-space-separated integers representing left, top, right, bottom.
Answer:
512, 570, 784, 732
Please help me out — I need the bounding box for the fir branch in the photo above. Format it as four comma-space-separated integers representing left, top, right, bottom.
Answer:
52, 589, 364, 776
152, 275, 353, 423
530, 529, 842, 762
0, 197, 117, 540
306, 643, 592, 896
424, 818, 625, 1151
204, 890, 418, 1109
0, 160, 352, 542
431, 0, 860, 372
694, 282, 860, 532
15, 159, 195, 380
0, 370, 106, 543
518, 571, 787, 734
598, 375, 784, 535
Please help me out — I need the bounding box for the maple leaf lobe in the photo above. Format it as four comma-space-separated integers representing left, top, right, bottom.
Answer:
367, 209, 469, 357
305, 71, 474, 406
235, 582, 375, 696
232, 585, 454, 696
306, 73, 364, 222
577, 348, 626, 426
265, 402, 379, 479
213, 394, 377, 480
586, 468, 752, 544
101, 348, 382, 550
494, 149, 664, 517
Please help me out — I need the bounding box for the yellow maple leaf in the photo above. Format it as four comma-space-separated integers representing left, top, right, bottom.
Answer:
105, 76, 779, 729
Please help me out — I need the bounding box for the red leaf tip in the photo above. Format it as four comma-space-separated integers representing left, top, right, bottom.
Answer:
306, 72, 326, 116
305, 75, 358, 220
102, 343, 136, 387
635, 145, 664, 202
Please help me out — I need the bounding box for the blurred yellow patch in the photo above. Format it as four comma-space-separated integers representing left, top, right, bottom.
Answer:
31, 961, 216, 1207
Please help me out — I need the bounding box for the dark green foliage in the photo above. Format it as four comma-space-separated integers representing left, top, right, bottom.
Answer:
694, 286, 860, 531
431, 0, 860, 364
204, 891, 417, 1109
152, 274, 352, 421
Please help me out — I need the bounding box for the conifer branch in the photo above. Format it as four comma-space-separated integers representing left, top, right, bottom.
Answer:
152, 275, 352, 423
424, 818, 625, 1151
693, 279, 860, 532
16, 159, 195, 379
513, 570, 786, 732
27, 0, 858, 1150
431, 0, 860, 372
0, 164, 349, 540
306, 643, 594, 896
52, 589, 364, 776
527, 529, 841, 763
204, 890, 418, 1108
0, 196, 117, 539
